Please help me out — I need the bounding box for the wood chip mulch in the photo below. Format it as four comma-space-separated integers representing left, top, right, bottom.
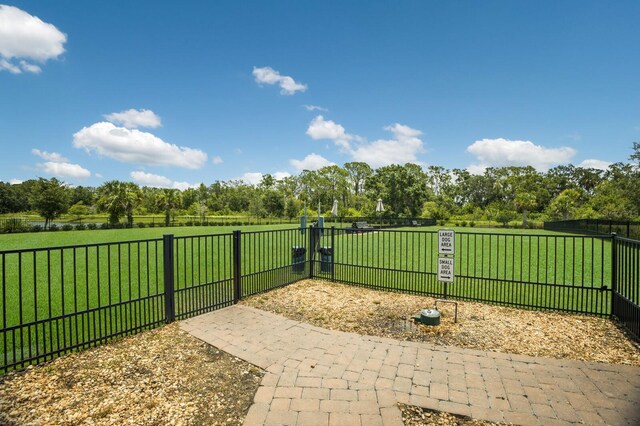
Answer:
0, 323, 263, 426
242, 279, 640, 366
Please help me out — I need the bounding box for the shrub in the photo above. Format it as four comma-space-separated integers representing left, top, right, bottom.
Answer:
49, 224, 59, 232
87, 223, 98, 230
30, 224, 43, 232
461, 221, 467, 227
137, 222, 146, 228
100, 223, 110, 230
75, 223, 86, 231
194, 222, 202, 226
438, 220, 446, 226
148, 223, 155, 228
62, 224, 74, 231
469, 221, 476, 227
185, 221, 193, 227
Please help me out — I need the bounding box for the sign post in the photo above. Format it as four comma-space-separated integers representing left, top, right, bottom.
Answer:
437, 229, 455, 298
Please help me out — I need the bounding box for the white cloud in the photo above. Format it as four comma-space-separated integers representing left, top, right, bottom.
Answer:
212, 155, 223, 165
253, 66, 307, 95
38, 161, 91, 179
466, 164, 487, 175
274, 171, 291, 180
306, 116, 426, 168
306, 115, 353, 149
289, 153, 334, 172
73, 122, 208, 169
303, 105, 327, 112
172, 181, 198, 190
10, 179, 22, 185
130, 171, 172, 187
31, 148, 68, 162
130, 171, 198, 190
0, 5, 66, 74
350, 124, 425, 168
578, 159, 612, 170
104, 109, 162, 129
466, 138, 575, 171
31, 148, 90, 179
239, 172, 263, 186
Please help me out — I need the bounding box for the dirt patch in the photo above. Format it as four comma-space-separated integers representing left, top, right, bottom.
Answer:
0, 323, 263, 426
399, 404, 505, 426
241, 279, 640, 366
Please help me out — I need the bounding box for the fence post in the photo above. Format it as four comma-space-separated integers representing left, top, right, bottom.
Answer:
309, 225, 315, 278
611, 233, 618, 319
233, 230, 242, 303
163, 234, 175, 323
331, 226, 335, 282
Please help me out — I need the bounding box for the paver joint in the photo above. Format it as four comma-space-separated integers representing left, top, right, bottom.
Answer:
181, 305, 640, 426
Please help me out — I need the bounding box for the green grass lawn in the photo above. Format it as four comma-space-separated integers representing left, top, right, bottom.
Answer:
0, 223, 297, 251
0, 225, 615, 373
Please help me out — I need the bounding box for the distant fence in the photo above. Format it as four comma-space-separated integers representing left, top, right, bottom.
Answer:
545, 219, 640, 240
1, 225, 637, 374
0, 215, 435, 234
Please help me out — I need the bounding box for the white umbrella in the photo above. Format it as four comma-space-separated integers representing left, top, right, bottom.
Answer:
375, 198, 385, 213
330, 199, 338, 216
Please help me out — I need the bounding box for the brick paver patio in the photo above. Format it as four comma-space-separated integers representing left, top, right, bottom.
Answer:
180, 305, 640, 426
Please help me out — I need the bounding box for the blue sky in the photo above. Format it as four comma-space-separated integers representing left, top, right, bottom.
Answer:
1, 1, 639, 188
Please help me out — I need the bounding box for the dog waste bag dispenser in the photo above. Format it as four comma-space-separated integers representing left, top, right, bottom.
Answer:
319, 247, 333, 273
291, 246, 306, 273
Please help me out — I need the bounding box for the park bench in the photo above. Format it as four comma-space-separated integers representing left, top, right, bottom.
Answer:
347, 221, 374, 233
411, 220, 420, 227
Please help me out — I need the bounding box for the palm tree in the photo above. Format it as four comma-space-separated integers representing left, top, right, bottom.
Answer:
98, 181, 142, 226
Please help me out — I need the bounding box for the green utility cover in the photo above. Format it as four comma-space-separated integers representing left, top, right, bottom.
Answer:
418, 309, 441, 326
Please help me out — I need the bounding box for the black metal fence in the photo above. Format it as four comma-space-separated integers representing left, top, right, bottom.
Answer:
312, 228, 614, 316
2, 225, 638, 374
545, 219, 640, 240
0, 228, 308, 374
613, 236, 640, 339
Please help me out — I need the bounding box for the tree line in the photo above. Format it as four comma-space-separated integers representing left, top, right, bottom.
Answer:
1, 144, 638, 228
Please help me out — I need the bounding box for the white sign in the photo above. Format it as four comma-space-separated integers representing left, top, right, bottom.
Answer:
438, 229, 455, 255
438, 257, 455, 283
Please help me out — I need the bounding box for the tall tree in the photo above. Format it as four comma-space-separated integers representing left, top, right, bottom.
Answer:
344, 162, 373, 196
546, 188, 584, 220
33, 178, 70, 229
366, 163, 429, 216
97, 181, 141, 225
